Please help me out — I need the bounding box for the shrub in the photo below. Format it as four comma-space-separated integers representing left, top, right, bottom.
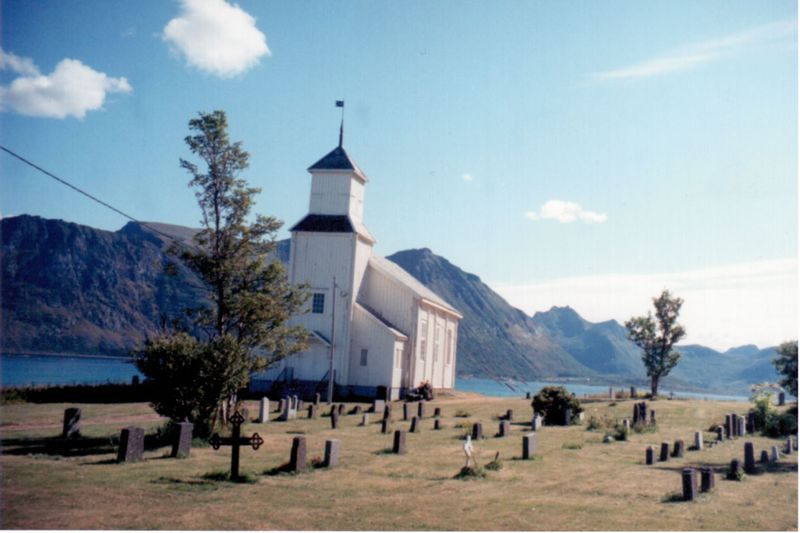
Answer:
613, 423, 629, 441
454, 465, 486, 479
531, 386, 583, 426
484, 452, 503, 471
586, 415, 603, 431
454, 409, 471, 418
562, 442, 583, 450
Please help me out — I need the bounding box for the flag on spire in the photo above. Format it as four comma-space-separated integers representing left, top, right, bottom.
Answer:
336, 100, 344, 107
336, 100, 345, 147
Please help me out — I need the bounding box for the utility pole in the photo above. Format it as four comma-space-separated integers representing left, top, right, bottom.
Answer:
327, 276, 336, 404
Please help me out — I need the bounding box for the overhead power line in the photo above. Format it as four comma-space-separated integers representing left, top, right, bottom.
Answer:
1, 144, 181, 243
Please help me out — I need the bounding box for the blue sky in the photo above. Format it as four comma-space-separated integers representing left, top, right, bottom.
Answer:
1, 0, 797, 350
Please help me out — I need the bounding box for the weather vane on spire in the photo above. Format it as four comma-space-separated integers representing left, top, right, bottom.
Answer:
336, 100, 344, 147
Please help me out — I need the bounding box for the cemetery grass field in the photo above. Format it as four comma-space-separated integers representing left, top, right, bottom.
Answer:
1, 393, 797, 530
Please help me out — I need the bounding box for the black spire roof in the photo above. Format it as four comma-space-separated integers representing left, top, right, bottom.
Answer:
307, 146, 361, 172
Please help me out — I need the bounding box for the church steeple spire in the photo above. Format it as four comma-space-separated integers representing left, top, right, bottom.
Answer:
336, 100, 344, 147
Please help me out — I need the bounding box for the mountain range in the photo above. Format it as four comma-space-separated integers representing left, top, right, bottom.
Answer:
1, 215, 782, 394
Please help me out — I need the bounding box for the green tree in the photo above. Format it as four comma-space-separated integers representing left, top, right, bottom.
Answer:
136, 110, 308, 436
773, 340, 798, 398
624, 290, 686, 397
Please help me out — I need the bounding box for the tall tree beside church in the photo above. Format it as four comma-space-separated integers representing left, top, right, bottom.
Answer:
624, 290, 686, 397
136, 110, 308, 436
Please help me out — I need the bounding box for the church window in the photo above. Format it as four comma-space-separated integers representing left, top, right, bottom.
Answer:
312, 293, 325, 314
434, 323, 441, 362
419, 318, 428, 360
360, 349, 368, 366
446, 330, 453, 365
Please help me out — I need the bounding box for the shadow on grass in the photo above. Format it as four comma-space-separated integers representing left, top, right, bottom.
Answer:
263, 459, 322, 476
652, 460, 797, 477
152, 476, 219, 492
202, 470, 258, 484
1, 430, 172, 458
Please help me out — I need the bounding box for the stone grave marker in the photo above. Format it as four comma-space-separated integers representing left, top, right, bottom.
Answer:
525, 392, 531, 400
747, 412, 757, 434
472, 422, 483, 440
418, 401, 426, 419
659, 442, 670, 462
297, 400, 304, 411
724, 415, 732, 438
505, 409, 513, 421
290, 436, 307, 472
337, 404, 345, 416
372, 399, 385, 414
778, 391, 786, 406
353, 405, 363, 416
623, 419, 630, 431
117, 426, 145, 463
673, 439, 685, 458
410, 416, 420, 433
716, 426, 724, 441
693, 431, 703, 451
498, 420, 510, 438
393, 430, 407, 454
278, 399, 286, 413
308, 404, 318, 419
645, 446, 654, 465
563, 408, 572, 426
433, 407, 441, 418
760, 450, 769, 463
434, 419, 442, 430
209, 412, 263, 480
785, 436, 793, 454
331, 410, 340, 429
744, 442, 756, 473
383, 404, 392, 421
314, 393, 321, 406
62, 408, 81, 439
170, 421, 193, 458
403, 403, 411, 421
771, 445, 780, 462
630, 386, 636, 398
728, 458, 742, 480
381, 418, 390, 434
632, 404, 640, 425
522, 433, 537, 459
682, 468, 697, 501
324, 439, 340, 468
700, 467, 715, 492
361, 413, 370, 426
737, 416, 745, 437
258, 398, 270, 423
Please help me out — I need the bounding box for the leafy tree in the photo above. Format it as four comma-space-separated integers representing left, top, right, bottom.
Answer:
531, 386, 582, 425
625, 290, 686, 397
773, 340, 798, 398
137, 110, 308, 436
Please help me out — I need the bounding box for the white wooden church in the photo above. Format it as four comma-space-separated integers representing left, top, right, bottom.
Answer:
255, 133, 462, 400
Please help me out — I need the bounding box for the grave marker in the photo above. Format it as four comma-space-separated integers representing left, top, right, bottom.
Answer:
522, 433, 537, 459
563, 408, 572, 426
760, 450, 769, 463
693, 431, 703, 451
353, 405, 363, 416
383, 404, 392, 421
736, 416, 745, 437
170, 421, 193, 458
290, 436, 307, 472
498, 420, 510, 438
361, 413, 370, 426
645, 446, 654, 465
331, 410, 340, 429
778, 391, 786, 406
434, 419, 442, 430
433, 407, 441, 418
700, 467, 715, 492
410, 416, 420, 433
117, 426, 145, 463
324, 439, 340, 468
403, 403, 410, 421
337, 404, 345, 416
505, 409, 513, 422
785, 436, 793, 454
744, 442, 756, 474
381, 418, 390, 434
728, 458, 742, 480
308, 404, 318, 419
393, 430, 407, 454
716, 426, 724, 441
314, 393, 321, 406
372, 399, 385, 414
771, 445, 780, 462
531, 413, 543, 431
681, 468, 697, 501
659, 442, 670, 462
472, 422, 483, 440
258, 398, 270, 423
418, 401, 426, 419
62, 408, 81, 439
672, 439, 685, 458
209, 412, 263, 480
747, 412, 757, 434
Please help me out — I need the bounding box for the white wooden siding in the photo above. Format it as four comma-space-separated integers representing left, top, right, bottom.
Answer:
309, 172, 354, 216
348, 304, 405, 388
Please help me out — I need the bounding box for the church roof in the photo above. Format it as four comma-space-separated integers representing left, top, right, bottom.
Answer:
367, 255, 462, 317
290, 214, 354, 233
308, 146, 362, 173
354, 302, 408, 340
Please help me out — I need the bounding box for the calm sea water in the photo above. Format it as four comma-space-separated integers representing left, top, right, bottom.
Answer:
1, 354, 748, 401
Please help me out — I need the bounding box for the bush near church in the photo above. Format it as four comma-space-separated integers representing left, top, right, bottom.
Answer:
532, 386, 583, 425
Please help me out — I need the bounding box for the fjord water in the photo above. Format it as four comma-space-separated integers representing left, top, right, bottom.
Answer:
1, 353, 748, 401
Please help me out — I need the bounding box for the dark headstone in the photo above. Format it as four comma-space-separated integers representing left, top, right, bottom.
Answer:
747, 412, 757, 434
760, 450, 769, 463
308, 404, 318, 419
525, 392, 531, 400
433, 407, 441, 418
403, 403, 410, 421
434, 419, 442, 430
278, 399, 286, 413
329, 405, 337, 417
728, 458, 742, 480
338, 404, 345, 415
353, 405, 363, 416
632, 404, 640, 425
418, 401, 426, 419
331, 411, 339, 429
522, 433, 537, 459
393, 430, 406, 454
645, 446, 654, 465
505, 409, 513, 422
498, 420, 510, 438
700, 467, 715, 492
736, 416, 745, 437
117, 426, 145, 463
62, 408, 81, 439
659, 442, 670, 462
472, 422, 483, 440
672, 439, 685, 458
744, 442, 756, 474
682, 468, 697, 501
381, 418, 390, 434
383, 404, 392, 421
290, 436, 307, 472
410, 416, 419, 433
778, 391, 786, 406
630, 386, 636, 398
170, 421, 193, 458
786, 436, 793, 454
324, 439, 340, 468
649, 409, 656, 425
716, 425, 724, 441
563, 408, 572, 426
729, 413, 737, 438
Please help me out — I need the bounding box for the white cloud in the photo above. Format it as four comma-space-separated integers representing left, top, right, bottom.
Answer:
592, 19, 796, 82
490, 258, 798, 351
163, 0, 270, 78
0, 51, 132, 119
526, 199, 607, 224
461, 173, 474, 182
